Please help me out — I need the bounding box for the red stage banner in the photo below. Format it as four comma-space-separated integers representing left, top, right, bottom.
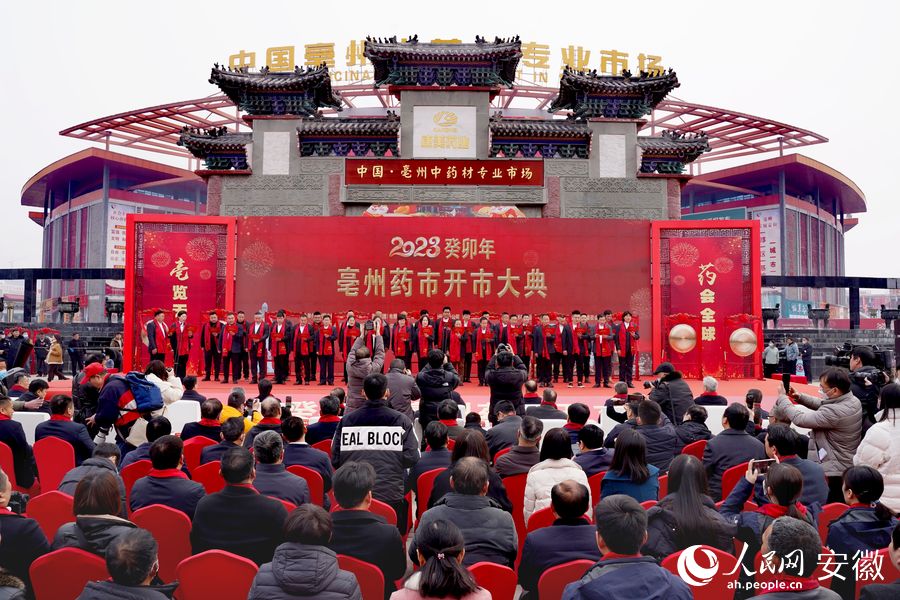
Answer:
345, 159, 544, 186
652, 221, 761, 379
235, 216, 651, 324
124, 216, 235, 372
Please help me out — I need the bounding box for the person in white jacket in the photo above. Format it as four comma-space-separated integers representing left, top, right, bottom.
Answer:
524, 427, 590, 523
126, 359, 183, 447
854, 382, 900, 512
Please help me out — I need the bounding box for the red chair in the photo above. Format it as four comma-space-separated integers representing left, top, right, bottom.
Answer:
132, 504, 192, 584
33, 436, 75, 493
493, 446, 512, 464
588, 471, 606, 505
176, 550, 259, 600
30, 547, 108, 600
26, 490, 74, 540
469, 561, 517, 600
504, 472, 528, 566
193, 461, 225, 494
526, 506, 557, 533
662, 545, 739, 599
658, 474, 668, 499
538, 559, 595, 600
817, 502, 849, 544
681, 439, 707, 461
182, 436, 216, 473
337, 554, 384, 600
856, 546, 900, 598
120, 459, 152, 505
286, 464, 324, 505
0, 442, 19, 491
276, 498, 297, 512
720, 462, 750, 501
641, 500, 658, 509
415, 468, 445, 522
312, 439, 332, 456
753, 547, 835, 594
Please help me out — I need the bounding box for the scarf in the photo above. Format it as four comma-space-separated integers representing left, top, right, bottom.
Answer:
198, 418, 221, 427
318, 326, 334, 356
270, 324, 287, 356
50, 414, 71, 422
153, 320, 168, 353
258, 417, 281, 425
448, 327, 462, 362
148, 468, 188, 480
392, 324, 408, 355
294, 325, 310, 356
202, 321, 221, 349
756, 502, 808, 519
317, 415, 340, 423
594, 324, 613, 356
439, 419, 458, 427
474, 327, 493, 361
418, 324, 433, 356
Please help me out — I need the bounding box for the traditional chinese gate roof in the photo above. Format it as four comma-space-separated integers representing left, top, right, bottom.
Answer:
297, 114, 400, 157
364, 35, 522, 87
489, 117, 590, 140
178, 127, 251, 171
638, 130, 710, 173
209, 64, 343, 116
549, 67, 680, 119
489, 116, 591, 158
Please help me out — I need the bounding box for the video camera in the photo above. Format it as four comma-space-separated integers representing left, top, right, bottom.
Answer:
824, 342, 893, 371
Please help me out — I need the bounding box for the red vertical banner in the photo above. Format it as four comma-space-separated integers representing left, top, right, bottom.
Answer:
125, 216, 235, 373
652, 221, 761, 379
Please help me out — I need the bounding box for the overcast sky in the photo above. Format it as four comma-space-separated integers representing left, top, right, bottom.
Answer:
2, 0, 898, 278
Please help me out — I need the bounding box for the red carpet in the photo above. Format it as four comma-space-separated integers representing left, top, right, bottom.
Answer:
47, 376, 818, 423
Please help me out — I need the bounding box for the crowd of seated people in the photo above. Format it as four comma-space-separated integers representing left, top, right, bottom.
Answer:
2, 353, 900, 600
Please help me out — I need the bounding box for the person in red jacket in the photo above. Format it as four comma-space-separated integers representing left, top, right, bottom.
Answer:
169, 310, 192, 380
444, 318, 467, 374
573, 311, 592, 388
461, 309, 477, 383
391, 313, 413, 370
292, 313, 314, 385
518, 314, 534, 378
340, 316, 361, 382
269, 311, 290, 385
316, 314, 337, 386
616, 311, 640, 387
473, 316, 495, 386
200, 311, 223, 382
416, 315, 435, 374
593, 310, 616, 388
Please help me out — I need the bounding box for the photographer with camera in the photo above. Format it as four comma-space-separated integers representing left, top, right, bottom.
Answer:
846, 345, 889, 429
485, 344, 527, 424
345, 321, 385, 414
415, 348, 460, 433
645, 362, 693, 425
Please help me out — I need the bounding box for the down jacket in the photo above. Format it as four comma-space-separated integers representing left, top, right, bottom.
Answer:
345, 336, 385, 413
524, 458, 590, 523
126, 372, 183, 447
854, 409, 900, 512
248, 543, 362, 600
775, 391, 862, 476
648, 371, 694, 424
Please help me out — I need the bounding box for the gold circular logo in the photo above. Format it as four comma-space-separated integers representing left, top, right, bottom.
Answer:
433, 111, 458, 127
668, 324, 697, 354
729, 327, 758, 357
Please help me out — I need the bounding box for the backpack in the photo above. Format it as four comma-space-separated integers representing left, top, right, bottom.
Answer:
124, 372, 164, 413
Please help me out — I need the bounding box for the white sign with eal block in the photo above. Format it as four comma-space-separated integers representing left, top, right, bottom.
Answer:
413, 106, 476, 158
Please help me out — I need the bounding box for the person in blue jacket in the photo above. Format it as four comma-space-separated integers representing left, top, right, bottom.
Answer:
600, 429, 659, 503
826, 466, 898, 599
561, 494, 692, 600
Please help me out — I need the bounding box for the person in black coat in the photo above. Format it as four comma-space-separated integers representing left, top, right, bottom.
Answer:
179, 376, 206, 404
53, 471, 137, 558
694, 376, 729, 405
0, 469, 50, 590
191, 447, 288, 565
120, 416, 172, 470
129, 436, 205, 519
648, 363, 694, 425
35, 393, 95, 465
415, 349, 460, 432
329, 462, 406, 599
252, 431, 310, 506
180, 398, 223, 442
243, 397, 282, 449
428, 429, 512, 513
0, 398, 35, 489
519, 480, 601, 598
859, 522, 900, 600
200, 417, 245, 465
485, 349, 527, 424
408, 421, 453, 493
635, 400, 678, 472
525, 388, 567, 420
77, 529, 178, 600
281, 416, 333, 496
59, 443, 127, 516
674, 404, 713, 449
702, 403, 767, 500
305, 394, 341, 446
574, 424, 614, 477
484, 402, 522, 459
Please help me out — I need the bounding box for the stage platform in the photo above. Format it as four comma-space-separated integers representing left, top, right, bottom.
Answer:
46, 376, 819, 424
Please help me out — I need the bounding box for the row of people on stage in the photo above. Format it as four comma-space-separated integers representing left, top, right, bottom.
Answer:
143, 307, 642, 389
